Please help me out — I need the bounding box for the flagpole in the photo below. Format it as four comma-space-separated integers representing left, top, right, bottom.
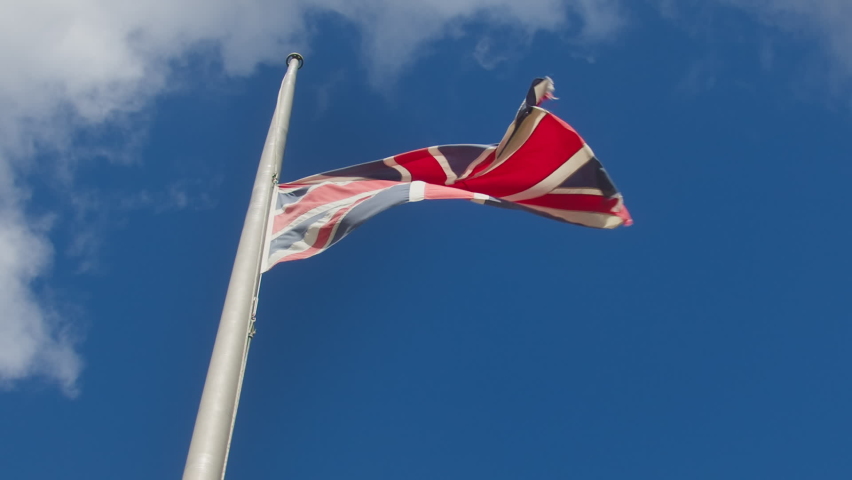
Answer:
183, 53, 303, 480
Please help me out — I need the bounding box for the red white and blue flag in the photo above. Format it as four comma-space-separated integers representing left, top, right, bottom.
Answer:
262, 78, 632, 271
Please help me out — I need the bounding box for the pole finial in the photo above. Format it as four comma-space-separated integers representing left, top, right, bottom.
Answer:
286, 53, 304, 69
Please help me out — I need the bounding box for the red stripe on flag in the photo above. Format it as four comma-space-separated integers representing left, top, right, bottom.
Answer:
279, 196, 371, 262
423, 184, 477, 200
519, 193, 625, 215
615, 205, 633, 226
550, 113, 586, 140
393, 149, 448, 184
460, 113, 585, 198
272, 180, 399, 234
467, 150, 497, 178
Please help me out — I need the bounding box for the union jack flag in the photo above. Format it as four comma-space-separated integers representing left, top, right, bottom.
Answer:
262, 78, 632, 271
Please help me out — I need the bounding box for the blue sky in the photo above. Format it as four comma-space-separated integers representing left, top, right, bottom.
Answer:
2, 1, 852, 478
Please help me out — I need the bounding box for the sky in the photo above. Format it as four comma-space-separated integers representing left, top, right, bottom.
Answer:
1, 0, 851, 478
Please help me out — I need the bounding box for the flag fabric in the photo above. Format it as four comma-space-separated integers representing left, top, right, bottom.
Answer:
262, 78, 632, 271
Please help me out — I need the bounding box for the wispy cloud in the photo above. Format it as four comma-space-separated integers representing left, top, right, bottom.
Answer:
0, 159, 81, 396
657, 0, 852, 99
473, 37, 510, 71
676, 56, 721, 96
65, 179, 219, 274
722, 0, 852, 74
0, 0, 627, 394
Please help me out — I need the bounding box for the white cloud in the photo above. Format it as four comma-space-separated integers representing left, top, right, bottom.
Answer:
473, 37, 510, 70
0, 0, 625, 394
571, 0, 626, 42
721, 1, 852, 68
660, 1, 852, 94
0, 159, 81, 396
726, 1, 852, 83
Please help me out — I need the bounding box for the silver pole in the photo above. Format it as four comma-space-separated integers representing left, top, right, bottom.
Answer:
183, 53, 303, 480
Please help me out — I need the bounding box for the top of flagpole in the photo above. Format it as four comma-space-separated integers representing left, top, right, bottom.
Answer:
286, 53, 304, 69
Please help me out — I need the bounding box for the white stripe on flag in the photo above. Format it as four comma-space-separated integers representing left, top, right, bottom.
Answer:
484, 107, 548, 177
459, 146, 496, 181
267, 206, 341, 264
523, 204, 625, 229
261, 181, 280, 273
409, 181, 426, 202
277, 185, 307, 195
301, 175, 377, 185
383, 156, 412, 182
533, 78, 555, 104
471, 192, 490, 205
501, 144, 595, 202
270, 187, 389, 240
272, 182, 354, 216
550, 187, 604, 196
428, 147, 457, 185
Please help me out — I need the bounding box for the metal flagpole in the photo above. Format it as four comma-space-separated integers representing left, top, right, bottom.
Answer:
183, 53, 303, 480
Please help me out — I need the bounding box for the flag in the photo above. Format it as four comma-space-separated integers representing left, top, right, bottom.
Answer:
262, 78, 632, 271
